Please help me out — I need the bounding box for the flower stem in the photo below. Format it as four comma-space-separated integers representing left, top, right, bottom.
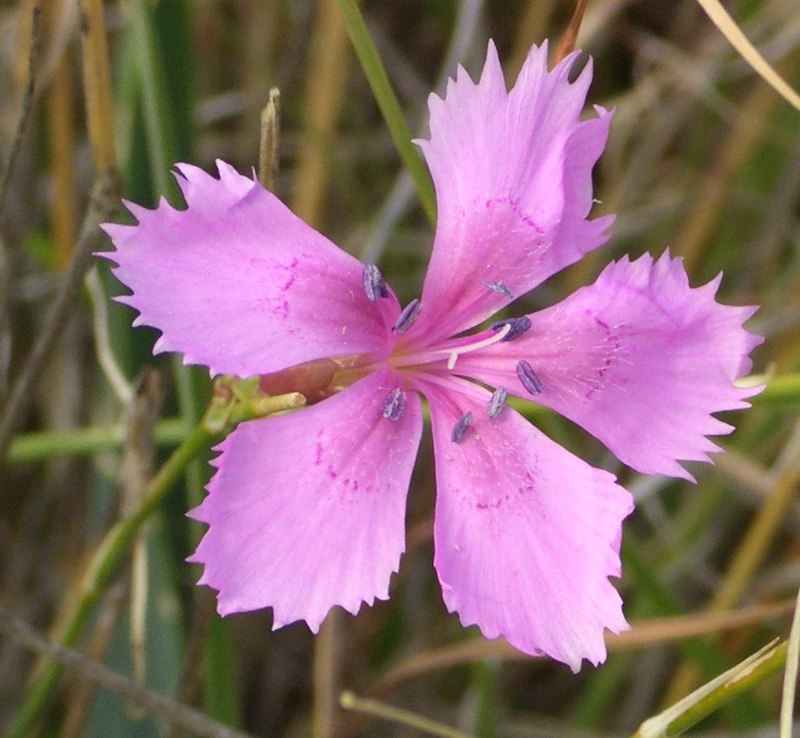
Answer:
5, 391, 304, 738
8, 417, 188, 463
631, 640, 786, 737
335, 0, 437, 224
6, 372, 799, 466
751, 373, 800, 405
340, 691, 476, 738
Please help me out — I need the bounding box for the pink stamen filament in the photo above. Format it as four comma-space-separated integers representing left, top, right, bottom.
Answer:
389, 323, 512, 371
446, 323, 511, 368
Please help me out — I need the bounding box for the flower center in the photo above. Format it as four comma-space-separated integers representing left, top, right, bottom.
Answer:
256, 269, 540, 417
258, 354, 368, 403
388, 314, 535, 373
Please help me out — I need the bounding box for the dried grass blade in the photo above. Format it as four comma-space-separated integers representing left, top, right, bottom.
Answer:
695, 0, 800, 112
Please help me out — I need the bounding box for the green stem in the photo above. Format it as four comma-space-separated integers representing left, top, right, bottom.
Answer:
129, 0, 207, 502
340, 691, 476, 738
128, 0, 176, 196
7, 372, 800, 467
5, 392, 304, 737
751, 373, 800, 405
8, 417, 188, 463
5, 423, 214, 738
7, 371, 800, 465
631, 640, 786, 738
335, 0, 437, 225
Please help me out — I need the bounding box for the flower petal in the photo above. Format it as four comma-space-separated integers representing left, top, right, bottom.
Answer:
415, 376, 632, 671
188, 367, 422, 631
458, 252, 763, 479
411, 41, 613, 343
101, 161, 399, 376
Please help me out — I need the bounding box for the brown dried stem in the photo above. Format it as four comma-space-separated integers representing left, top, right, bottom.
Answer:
0, 605, 257, 738
550, 0, 588, 68
79, 0, 117, 177
0, 172, 118, 464
0, 4, 41, 218
259, 87, 281, 191
0, 0, 120, 464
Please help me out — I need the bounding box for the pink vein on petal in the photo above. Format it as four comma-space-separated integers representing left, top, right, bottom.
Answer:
458, 251, 763, 479
101, 161, 399, 377
188, 367, 422, 631
411, 41, 614, 343
416, 376, 632, 672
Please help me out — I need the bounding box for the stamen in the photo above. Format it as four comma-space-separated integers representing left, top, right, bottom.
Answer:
516, 360, 543, 395
487, 387, 508, 419
362, 264, 389, 301
490, 316, 532, 342
381, 387, 406, 421
446, 323, 511, 369
451, 411, 473, 443
393, 299, 421, 333
481, 279, 513, 299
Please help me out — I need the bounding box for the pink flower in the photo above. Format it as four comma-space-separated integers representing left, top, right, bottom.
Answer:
101, 41, 761, 671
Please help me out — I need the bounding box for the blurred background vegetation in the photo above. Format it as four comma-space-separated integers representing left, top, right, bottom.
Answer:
1, 0, 800, 736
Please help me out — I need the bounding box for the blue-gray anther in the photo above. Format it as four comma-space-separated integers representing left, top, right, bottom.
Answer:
362, 263, 388, 301
381, 387, 406, 421
516, 360, 543, 395
480, 279, 513, 299
393, 298, 422, 333
451, 411, 473, 443
490, 316, 532, 342
487, 387, 508, 419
